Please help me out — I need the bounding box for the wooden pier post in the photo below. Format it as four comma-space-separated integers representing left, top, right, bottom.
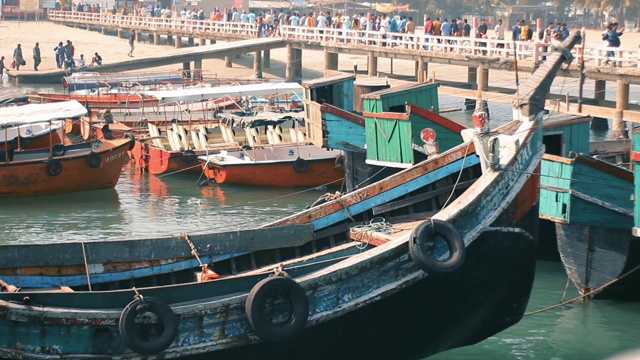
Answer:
324, 48, 338, 72
263, 49, 270, 69
612, 79, 629, 138
367, 52, 377, 77
175, 35, 182, 48
225, 56, 232, 68
253, 51, 263, 78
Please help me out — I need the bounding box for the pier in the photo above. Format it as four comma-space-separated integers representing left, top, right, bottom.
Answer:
19, 11, 640, 131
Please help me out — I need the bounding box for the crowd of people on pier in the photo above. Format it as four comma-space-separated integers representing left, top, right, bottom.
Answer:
3, 38, 103, 71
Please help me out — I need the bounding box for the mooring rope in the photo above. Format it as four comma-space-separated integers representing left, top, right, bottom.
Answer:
525, 263, 640, 316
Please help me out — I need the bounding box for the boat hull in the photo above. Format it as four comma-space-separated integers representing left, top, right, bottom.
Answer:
131, 141, 203, 175
0, 138, 132, 197
556, 223, 640, 301
203, 157, 344, 187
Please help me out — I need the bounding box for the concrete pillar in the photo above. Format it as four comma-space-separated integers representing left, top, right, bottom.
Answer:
183, 61, 191, 79
467, 67, 478, 86
263, 49, 270, 69
175, 35, 182, 48
210, 38, 217, 45
286, 44, 294, 82
188, 37, 194, 46
199, 38, 206, 46
154, 32, 161, 45
193, 58, 203, 80
253, 51, 263, 78
477, 66, 488, 92
101, 26, 106, 35
117, 29, 124, 38
612, 79, 629, 139
324, 48, 338, 72
591, 80, 609, 130
594, 79, 606, 101
293, 47, 302, 82
135, 31, 140, 42
367, 52, 377, 77
416, 58, 427, 83
167, 35, 173, 46
225, 56, 232, 68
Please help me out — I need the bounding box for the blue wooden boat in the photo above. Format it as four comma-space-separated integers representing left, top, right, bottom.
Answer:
0, 32, 581, 359
540, 152, 639, 300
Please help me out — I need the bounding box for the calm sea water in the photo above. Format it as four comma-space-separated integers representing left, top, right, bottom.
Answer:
1, 82, 640, 359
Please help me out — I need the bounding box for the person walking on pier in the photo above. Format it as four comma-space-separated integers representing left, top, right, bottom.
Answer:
128, 30, 136, 57
54, 41, 64, 69
604, 22, 625, 67
13, 44, 24, 71
32, 42, 41, 71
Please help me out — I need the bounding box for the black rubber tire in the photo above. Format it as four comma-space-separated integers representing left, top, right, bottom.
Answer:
124, 132, 136, 150
46, 159, 62, 176
245, 276, 309, 342
409, 219, 465, 273
119, 296, 178, 355
10, 136, 27, 150
241, 145, 252, 151
292, 157, 308, 173
52, 143, 66, 157
182, 149, 196, 163
87, 152, 102, 168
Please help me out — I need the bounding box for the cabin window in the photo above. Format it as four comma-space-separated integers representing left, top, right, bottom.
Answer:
543, 133, 563, 156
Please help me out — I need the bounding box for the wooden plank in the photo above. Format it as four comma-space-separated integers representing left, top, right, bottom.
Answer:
372, 180, 475, 215
0, 224, 315, 268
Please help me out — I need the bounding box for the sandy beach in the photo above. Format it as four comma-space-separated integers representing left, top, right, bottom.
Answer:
0, 20, 638, 86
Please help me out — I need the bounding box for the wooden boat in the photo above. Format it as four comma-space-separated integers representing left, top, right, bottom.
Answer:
0, 32, 580, 359
31, 91, 160, 107
0, 100, 87, 150
0, 137, 133, 197
199, 143, 344, 187
540, 152, 639, 300
62, 71, 186, 91
0, 87, 29, 106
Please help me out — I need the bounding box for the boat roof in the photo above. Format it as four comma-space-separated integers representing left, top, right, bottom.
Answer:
0, 88, 29, 105
219, 110, 304, 128
141, 82, 303, 103
0, 100, 87, 126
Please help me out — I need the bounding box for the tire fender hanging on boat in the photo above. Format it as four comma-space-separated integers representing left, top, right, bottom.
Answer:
182, 149, 197, 163
292, 157, 308, 173
52, 143, 66, 157
124, 132, 136, 150
409, 219, 466, 273
245, 275, 309, 342
119, 296, 178, 355
46, 159, 62, 176
87, 152, 102, 168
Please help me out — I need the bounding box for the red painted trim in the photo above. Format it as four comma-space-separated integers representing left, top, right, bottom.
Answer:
320, 103, 365, 126
362, 112, 410, 120
632, 151, 640, 162
406, 103, 467, 133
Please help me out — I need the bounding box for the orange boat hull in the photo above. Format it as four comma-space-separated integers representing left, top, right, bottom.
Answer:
0, 138, 132, 197
130, 141, 209, 175
202, 158, 344, 187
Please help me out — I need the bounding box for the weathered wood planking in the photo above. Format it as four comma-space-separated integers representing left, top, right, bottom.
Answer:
0, 224, 314, 268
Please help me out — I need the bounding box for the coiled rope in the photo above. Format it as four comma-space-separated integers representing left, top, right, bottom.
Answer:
349, 218, 398, 250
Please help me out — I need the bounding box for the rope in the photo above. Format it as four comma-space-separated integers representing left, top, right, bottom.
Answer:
349, 217, 398, 250
441, 136, 475, 209
80, 241, 92, 292
525, 263, 640, 316
179, 232, 204, 268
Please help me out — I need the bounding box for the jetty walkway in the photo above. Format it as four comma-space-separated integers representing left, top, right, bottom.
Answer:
22, 12, 640, 124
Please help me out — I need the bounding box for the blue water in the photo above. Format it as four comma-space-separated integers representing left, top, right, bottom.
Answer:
1, 83, 639, 359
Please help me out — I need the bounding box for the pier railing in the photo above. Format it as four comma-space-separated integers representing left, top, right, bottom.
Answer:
47, 11, 639, 68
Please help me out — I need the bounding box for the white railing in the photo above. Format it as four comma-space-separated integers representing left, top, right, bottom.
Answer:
46, 11, 640, 68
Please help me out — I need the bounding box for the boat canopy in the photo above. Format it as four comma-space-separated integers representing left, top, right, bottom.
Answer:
0, 100, 87, 126
142, 82, 303, 103
0, 88, 29, 106
219, 111, 304, 128
62, 71, 185, 91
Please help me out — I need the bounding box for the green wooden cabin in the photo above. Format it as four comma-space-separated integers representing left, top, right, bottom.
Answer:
361, 83, 440, 114
542, 114, 591, 157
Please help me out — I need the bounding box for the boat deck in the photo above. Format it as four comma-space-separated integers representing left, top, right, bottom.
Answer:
348, 218, 428, 247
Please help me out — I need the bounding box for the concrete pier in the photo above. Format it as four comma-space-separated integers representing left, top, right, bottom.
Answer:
225, 55, 232, 68
612, 79, 630, 138
175, 35, 182, 49
253, 51, 262, 78
368, 52, 377, 77
324, 49, 338, 72
263, 49, 270, 69
285, 44, 302, 83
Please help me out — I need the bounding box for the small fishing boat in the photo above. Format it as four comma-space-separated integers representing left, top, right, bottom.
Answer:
0, 32, 580, 359
0, 137, 133, 197
0, 100, 87, 150
540, 152, 639, 300
199, 143, 344, 187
